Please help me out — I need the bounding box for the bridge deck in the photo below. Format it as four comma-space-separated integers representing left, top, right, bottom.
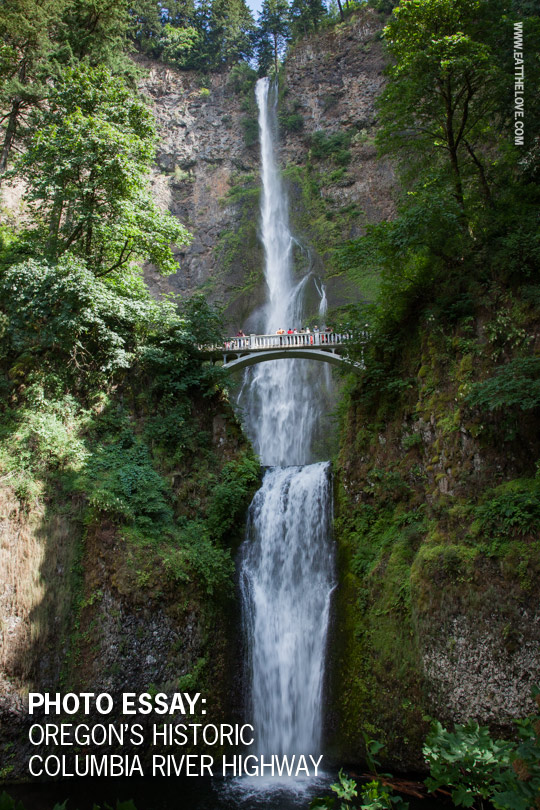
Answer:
203, 331, 350, 355
199, 332, 362, 371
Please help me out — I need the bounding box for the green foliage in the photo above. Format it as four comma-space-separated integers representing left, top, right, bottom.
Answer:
492, 690, 540, 810
343, 0, 539, 427
159, 23, 202, 67
0, 238, 254, 601
0, 392, 88, 491
176, 656, 207, 691
205, 0, 256, 66
0, 257, 179, 389
310, 130, 352, 166
133, 0, 255, 71
289, 0, 327, 39
423, 705, 540, 810
164, 520, 235, 595
466, 358, 540, 412
83, 435, 172, 527
254, 0, 290, 74
318, 701, 540, 810
0, 792, 25, 810
15, 63, 189, 278
378, 0, 510, 218
279, 105, 304, 133
179, 294, 225, 347
0, 0, 66, 174
0, 0, 141, 175
228, 61, 258, 96
310, 767, 409, 810
472, 478, 540, 542
205, 455, 261, 541
424, 719, 515, 808
242, 116, 259, 147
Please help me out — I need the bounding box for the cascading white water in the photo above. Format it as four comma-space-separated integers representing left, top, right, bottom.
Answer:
238, 78, 330, 466
241, 463, 334, 757
238, 78, 336, 769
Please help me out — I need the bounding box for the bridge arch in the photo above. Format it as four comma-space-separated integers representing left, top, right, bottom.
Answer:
223, 348, 361, 372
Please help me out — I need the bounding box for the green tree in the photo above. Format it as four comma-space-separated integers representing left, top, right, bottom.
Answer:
207, 0, 255, 67
62, 0, 131, 66
159, 23, 202, 67
289, 0, 327, 39
0, 0, 67, 175
255, 0, 290, 75
17, 64, 190, 278
377, 0, 508, 219
129, 0, 199, 57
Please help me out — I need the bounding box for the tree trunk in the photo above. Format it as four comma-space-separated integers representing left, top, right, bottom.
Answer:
444, 81, 466, 222
336, 0, 344, 21
464, 139, 494, 208
47, 196, 64, 258
449, 145, 466, 220
0, 99, 21, 177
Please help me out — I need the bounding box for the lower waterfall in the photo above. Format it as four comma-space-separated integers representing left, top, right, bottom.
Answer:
240, 463, 335, 759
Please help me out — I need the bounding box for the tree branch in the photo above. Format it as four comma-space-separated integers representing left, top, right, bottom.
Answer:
95, 238, 132, 276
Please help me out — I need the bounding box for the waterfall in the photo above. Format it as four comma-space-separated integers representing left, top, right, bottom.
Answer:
237, 78, 336, 774
241, 463, 334, 757
238, 78, 330, 466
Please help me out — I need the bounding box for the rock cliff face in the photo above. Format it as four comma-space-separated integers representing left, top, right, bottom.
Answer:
141, 8, 395, 330
139, 60, 260, 329
281, 13, 394, 223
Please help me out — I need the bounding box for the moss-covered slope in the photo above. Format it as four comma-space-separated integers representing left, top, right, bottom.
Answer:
329, 287, 540, 770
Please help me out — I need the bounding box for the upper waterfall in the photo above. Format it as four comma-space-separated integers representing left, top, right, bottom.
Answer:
255, 78, 295, 332
237, 78, 332, 467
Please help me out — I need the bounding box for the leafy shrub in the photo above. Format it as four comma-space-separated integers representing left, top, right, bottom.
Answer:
424, 720, 514, 808
466, 357, 540, 412
310, 130, 352, 166
0, 257, 179, 389
311, 757, 408, 810
402, 432, 423, 451
492, 690, 540, 810
174, 522, 235, 595
83, 435, 172, 527
159, 24, 202, 68
228, 62, 258, 96
424, 697, 540, 810
0, 392, 88, 473
472, 478, 540, 541
242, 116, 259, 147
280, 111, 304, 132
206, 454, 261, 542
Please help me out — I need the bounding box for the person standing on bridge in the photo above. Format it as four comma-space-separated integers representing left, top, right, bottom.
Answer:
236, 329, 246, 348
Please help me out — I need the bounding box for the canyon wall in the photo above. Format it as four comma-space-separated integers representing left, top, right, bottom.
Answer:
141, 7, 395, 330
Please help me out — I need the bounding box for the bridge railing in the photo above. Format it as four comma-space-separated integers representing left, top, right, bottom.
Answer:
221, 332, 352, 351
